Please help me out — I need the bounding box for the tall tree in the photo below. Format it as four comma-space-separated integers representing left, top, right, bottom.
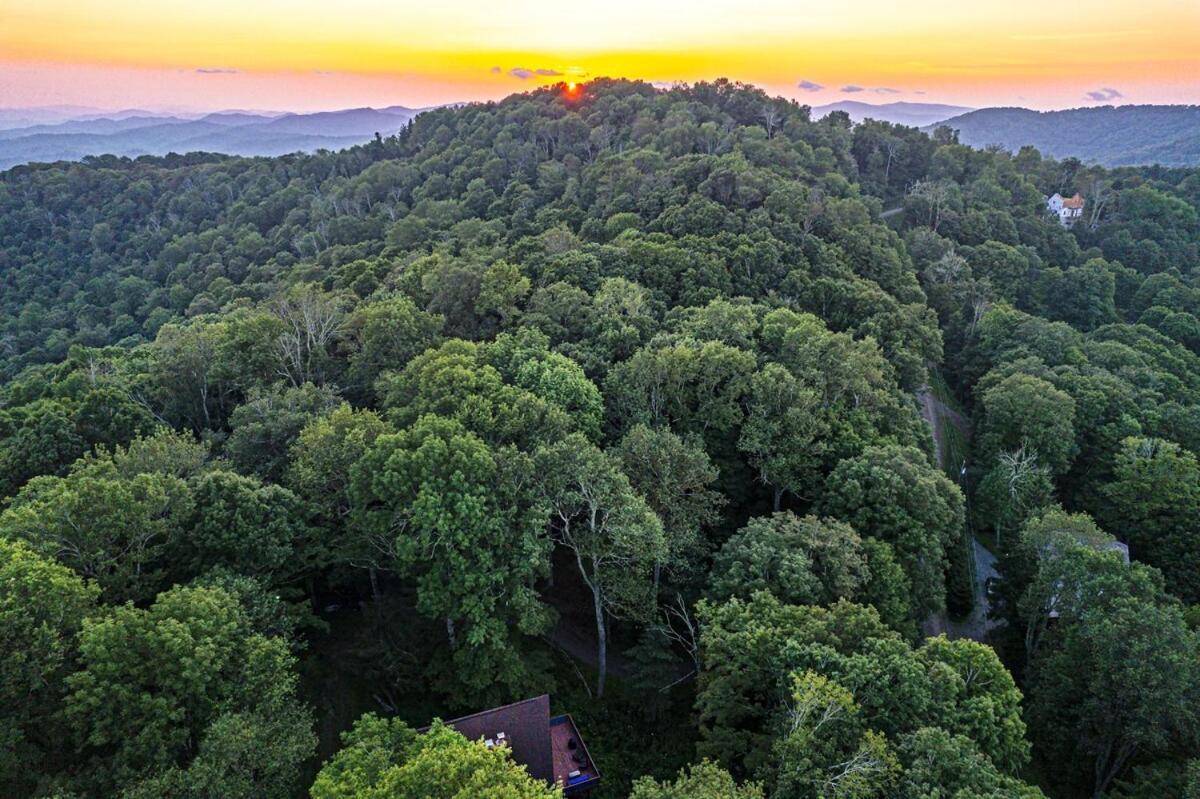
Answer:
819, 445, 965, 617
350, 415, 552, 702
617, 423, 724, 590
537, 434, 666, 697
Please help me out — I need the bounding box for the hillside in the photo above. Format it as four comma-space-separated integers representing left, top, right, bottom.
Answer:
930, 104, 1200, 166
0, 106, 424, 169
812, 100, 972, 126
1, 79, 1199, 799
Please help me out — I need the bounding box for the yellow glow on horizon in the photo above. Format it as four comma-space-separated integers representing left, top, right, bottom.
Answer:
1, 0, 1197, 109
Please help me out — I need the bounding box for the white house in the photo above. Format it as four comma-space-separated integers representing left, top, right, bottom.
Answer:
1046, 192, 1085, 227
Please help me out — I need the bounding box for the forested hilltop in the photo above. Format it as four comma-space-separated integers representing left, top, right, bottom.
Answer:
1, 78, 1199, 799
931, 104, 1200, 167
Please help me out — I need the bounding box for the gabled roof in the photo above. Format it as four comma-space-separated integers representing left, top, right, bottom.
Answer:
1062, 193, 1085, 209
441, 694, 555, 784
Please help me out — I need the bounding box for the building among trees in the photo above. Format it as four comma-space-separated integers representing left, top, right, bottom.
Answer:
1046, 192, 1085, 226
434, 695, 601, 795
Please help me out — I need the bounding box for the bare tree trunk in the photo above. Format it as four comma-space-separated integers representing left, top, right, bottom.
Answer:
446, 617, 457, 648
773, 486, 783, 512
369, 567, 380, 604
591, 575, 607, 698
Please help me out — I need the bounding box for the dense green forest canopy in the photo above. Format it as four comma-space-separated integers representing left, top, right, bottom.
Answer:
1, 78, 1199, 799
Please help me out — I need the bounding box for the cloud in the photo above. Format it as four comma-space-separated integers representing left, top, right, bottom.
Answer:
796, 79, 824, 92
840, 85, 865, 93
507, 67, 563, 80
874, 87, 900, 94
195, 67, 239, 75
914, 90, 927, 95
490, 66, 501, 74
313, 70, 336, 76
1085, 87, 1123, 102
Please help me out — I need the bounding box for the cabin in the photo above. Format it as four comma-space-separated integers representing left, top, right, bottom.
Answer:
1046, 192, 1085, 227
436, 694, 600, 795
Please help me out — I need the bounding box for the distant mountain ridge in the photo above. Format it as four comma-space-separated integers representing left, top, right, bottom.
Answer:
811, 101, 974, 127
927, 105, 1200, 167
0, 105, 429, 169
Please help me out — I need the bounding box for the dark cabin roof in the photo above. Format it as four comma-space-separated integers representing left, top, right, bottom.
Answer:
441, 694, 555, 784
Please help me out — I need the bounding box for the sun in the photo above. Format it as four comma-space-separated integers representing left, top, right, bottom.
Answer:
567, 81, 577, 91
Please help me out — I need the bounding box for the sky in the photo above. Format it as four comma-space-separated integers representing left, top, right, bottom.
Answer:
1, 0, 1198, 112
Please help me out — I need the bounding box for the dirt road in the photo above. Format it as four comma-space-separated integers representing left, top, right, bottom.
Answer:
917, 384, 1001, 642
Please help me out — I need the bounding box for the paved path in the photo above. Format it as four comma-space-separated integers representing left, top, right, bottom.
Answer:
916, 384, 1001, 642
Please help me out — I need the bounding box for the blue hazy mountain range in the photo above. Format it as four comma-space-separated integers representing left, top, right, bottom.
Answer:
811, 100, 974, 127
0, 105, 427, 169
3, 100, 1197, 170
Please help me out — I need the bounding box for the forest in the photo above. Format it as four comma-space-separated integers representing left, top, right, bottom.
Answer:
1, 78, 1198, 799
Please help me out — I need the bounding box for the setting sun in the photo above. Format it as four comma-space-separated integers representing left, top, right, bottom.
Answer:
0, 0, 1197, 109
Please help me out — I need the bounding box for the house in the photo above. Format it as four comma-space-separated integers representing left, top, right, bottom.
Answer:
435, 694, 601, 795
1046, 192, 1085, 227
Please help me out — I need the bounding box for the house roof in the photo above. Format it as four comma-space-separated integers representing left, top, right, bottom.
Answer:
441, 694, 555, 784
1062, 193, 1085, 209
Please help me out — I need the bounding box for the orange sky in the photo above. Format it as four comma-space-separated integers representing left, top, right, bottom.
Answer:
1, 0, 1198, 111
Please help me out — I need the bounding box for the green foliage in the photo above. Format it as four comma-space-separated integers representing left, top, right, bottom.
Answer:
0, 463, 192, 602
695, 592, 1034, 796
536, 434, 666, 696
224, 382, 340, 481
311, 716, 559, 799
819, 445, 964, 617
0, 539, 98, 795
1100, 436, 1200, 601
64, 584, 314, 796
350, 414, 552, 703
629, 761, 763, 799
1, 77, 1199, 797
1018, 532, 1200, 796
181, 470, 306, 579
709, 513, 868, 608
617, 424, 724, 583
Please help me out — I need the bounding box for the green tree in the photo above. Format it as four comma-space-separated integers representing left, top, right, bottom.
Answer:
0, 464, 192, 603
537, 434, 666, 697
0, 539, 98, 795
351, 415, 552, 702
64, 585, 314, 795
977, 373, 1076, 475
895, 728, 1044, 799
1026, 594, 1199, 797
0, 399, 86, 496
343, 293, 443, 401
769, 671, 899, 799
1100, 436, 1200, 601
224, 382, 340, 482
181, 470, 306, 580
916, 636, 1030, 773
737, 364, 825, 510
630, 761, 764, 799
311, 716, 559, 799
617, 423, 724, 589
819, 445, 964, 617
285, 404, 393, 566
709, 513, 868, 608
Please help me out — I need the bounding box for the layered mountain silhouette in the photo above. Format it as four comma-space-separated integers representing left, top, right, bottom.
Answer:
0, 106, 426, 169
811, 101, 973, 127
